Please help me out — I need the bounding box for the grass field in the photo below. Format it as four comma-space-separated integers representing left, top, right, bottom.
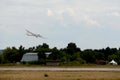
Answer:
1, 64, 120, 68
0, 71, 120, 80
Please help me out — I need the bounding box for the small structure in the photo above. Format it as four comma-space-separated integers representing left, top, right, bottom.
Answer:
46, 60, 61, 66
21, 53, 38, 62
96, 60, 107, 65
45, 52, 51, 58
109, 60, 118, 65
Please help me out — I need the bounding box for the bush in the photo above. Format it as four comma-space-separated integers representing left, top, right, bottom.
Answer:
44, 74, 49, 77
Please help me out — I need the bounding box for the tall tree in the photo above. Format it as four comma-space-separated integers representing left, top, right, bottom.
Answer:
48, 47, 61, 60
2, 47, 19, 63
66, 42, 80, 55
18, 45, 26, 61
81, 49, 96, 63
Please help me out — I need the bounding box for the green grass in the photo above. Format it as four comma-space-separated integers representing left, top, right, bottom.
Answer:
0, 63, 120, 68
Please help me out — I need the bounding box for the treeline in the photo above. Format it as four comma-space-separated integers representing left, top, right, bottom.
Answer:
0, 42, 120, 65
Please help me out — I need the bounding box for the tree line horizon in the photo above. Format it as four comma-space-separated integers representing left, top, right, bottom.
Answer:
0, 42, 120, 65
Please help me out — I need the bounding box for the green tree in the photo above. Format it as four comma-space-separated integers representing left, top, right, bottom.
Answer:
2, 47, 19, 63
0, 54, 3, 63
66, 42, 80, 55
104, 47, 117, 60
1, 47, 24, 63
48, 47, 61, 60
36, 43, 50, 53
115, 51, 120, 64
72, 52, 86, 64
41, 43, 49, 49
36, 43, 51, 64
108, 54, 117, 61
95, 52, 105, 60
18, 45, 26, 61
81, 49, 96, 63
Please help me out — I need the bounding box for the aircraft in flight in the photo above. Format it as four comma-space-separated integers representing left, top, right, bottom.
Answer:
26, 29, 45, 38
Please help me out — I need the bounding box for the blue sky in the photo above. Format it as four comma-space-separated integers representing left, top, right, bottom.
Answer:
0, 0, 120, 50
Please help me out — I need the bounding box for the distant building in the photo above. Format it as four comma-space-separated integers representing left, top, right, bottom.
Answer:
45, 52, 51, 58
21, 52, 61, 66
109, 60, 118, 65
21, 53, 38, 62
96, 60, 108, 65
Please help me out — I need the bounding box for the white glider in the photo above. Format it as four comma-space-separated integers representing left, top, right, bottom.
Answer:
26, 29, 45, 38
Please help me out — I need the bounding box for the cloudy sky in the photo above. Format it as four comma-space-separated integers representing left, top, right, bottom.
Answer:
0, 0, 120, 50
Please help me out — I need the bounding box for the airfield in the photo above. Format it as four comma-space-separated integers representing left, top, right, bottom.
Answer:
0, 67, 120, 71
1, 66, 120, 80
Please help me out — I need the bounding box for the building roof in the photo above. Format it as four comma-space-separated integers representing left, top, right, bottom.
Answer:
21, 52, 38, 62
109, 60, 117, 65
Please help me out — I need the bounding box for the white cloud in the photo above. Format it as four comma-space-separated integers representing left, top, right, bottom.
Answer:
47, 9, 53, 16
84, 16, 100, 27
108, 12, 120, 17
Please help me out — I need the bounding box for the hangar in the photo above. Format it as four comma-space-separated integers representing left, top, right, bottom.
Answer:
21, 53, 38, 62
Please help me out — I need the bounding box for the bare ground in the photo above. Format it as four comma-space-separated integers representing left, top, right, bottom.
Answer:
0, 71, 120, 80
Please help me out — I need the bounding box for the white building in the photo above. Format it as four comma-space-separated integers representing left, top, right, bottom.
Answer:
21, 53, 38, 62
109, 60, 118, 65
